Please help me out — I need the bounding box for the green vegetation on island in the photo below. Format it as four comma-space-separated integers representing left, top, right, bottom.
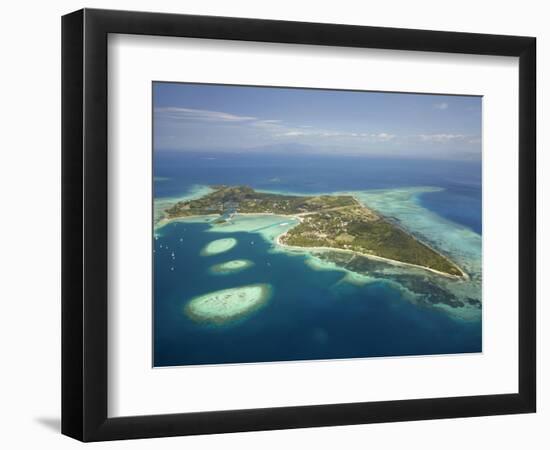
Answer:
164, 185, 356, 217
282, 206, 463, 277
166, 185, 464, 278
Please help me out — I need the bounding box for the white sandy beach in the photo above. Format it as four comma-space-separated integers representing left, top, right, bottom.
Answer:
185, 283, 272, 324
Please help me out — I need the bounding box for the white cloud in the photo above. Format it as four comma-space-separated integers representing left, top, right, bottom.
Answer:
277, 129, 395, 141
370, 132, 395, 142
418, 133, 465, 142
156, 105, 397, 146
251, 119, 285, 130
433, 102, 449, 110
356, 132, 395, 141
280, 130, 309, 137
155, 107, 256, 123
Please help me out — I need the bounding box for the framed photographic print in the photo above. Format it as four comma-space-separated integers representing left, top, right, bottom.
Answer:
62, 8, 536, 441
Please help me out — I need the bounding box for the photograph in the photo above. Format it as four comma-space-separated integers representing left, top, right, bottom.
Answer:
152, 82, 483, 367
0, 1, 540, 446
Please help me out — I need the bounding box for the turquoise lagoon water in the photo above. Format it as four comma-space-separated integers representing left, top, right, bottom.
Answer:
154, 152, 482, 366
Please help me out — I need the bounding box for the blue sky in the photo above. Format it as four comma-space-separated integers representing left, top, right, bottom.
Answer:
153, 82, 481, 160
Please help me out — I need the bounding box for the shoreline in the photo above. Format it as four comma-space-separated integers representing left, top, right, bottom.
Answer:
155, 210, 304, 230
274, 229, 468, 281
154, 213, 219, 230
349, 193, 469, 280
154, 193, 468, 280
158, 210, 467, 280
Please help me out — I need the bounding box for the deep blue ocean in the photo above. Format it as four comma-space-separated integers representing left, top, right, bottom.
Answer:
154, 151, 482, 366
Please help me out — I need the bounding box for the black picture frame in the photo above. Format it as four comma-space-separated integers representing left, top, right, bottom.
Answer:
61, 8, 536, 442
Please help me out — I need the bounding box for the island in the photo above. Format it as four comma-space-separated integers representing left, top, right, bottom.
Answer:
200, 237, 237, 256
185, 283, 272, 324
210, 259, 255, 275
165, 185, 465, 278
